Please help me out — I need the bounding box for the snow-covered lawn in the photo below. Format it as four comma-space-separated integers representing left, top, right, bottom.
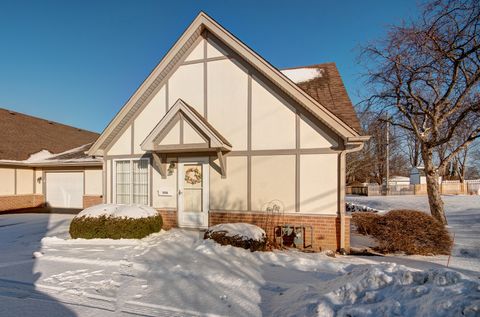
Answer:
347, 195, 480, 278
0, 202, 479, 316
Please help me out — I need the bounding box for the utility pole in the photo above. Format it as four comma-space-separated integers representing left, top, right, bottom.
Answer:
385, 117, 390, 196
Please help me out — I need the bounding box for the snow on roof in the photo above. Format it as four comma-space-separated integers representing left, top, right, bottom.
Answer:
24, 149, 54, 162
281, 67, 324, 84
76, 204, 158, 219
0, 143, 101, 166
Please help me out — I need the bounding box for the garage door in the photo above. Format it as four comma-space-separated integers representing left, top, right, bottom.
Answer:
46, 172, 84, 208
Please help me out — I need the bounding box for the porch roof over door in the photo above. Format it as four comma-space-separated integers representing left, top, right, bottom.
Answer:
140, 99, 232, 153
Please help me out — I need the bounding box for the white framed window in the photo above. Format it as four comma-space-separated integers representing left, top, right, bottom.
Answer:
114, 158, 150, 205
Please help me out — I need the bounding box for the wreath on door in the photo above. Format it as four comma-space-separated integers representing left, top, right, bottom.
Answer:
185, 167, 202, 185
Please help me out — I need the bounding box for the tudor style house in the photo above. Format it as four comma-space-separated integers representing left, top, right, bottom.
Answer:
88, 12, 368, 251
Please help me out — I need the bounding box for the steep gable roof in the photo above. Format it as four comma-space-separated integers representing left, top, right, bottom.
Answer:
0, 108, 99, 161
281, 63, 361, 132
88, 12, 365, 156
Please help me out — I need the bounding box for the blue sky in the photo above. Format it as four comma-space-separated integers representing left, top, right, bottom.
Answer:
0, 0, 421, 133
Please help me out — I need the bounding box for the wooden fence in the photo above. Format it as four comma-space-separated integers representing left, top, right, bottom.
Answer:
347, 180, 480, 196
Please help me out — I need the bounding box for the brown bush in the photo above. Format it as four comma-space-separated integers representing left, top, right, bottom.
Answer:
204, 231, 267, 252
352, 210, 453, 255
351, 212, 381, 235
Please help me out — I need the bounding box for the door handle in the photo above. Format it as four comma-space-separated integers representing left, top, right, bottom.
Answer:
178, 189, 182, 195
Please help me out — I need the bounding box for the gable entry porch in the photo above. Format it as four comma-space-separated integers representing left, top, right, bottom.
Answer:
141, 99, 231, 229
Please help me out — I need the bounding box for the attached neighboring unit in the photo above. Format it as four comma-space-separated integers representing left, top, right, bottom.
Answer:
88, 12, 368, 252
0, 108, 103, 211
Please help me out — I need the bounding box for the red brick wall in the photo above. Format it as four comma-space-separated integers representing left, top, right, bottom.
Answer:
157, 209, 178, 229
82, 195, 103, 208
209, 211, 350, 252
154, 208, 350, 252
0, 194, 45, 212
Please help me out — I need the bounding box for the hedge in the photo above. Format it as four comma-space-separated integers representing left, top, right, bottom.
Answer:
204, 230, 267, 252
69, 214, 163, 239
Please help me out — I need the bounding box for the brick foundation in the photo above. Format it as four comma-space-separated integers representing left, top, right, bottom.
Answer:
155, 208, 350, 252
0, 194, 45, 212
83, 195, 103, 208
209, 211, 350, 252
157, 209, 178, 229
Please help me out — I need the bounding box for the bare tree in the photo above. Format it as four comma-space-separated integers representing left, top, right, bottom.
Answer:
361, 0, 480, 224
405, 130, 423, 167
450, 119, 479, 181
347, 110, 409, 184
466, 143, 480, 178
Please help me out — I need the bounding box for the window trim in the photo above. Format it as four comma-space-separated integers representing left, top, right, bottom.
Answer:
113, 158, 150, 205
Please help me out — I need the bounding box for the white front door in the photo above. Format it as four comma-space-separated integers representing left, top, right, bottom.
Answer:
178, 157, 209, 228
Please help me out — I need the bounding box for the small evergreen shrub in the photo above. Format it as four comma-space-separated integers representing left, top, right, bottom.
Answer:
352, 210, 453, 255
204, 230, 267, 252
69, 214, 163, 239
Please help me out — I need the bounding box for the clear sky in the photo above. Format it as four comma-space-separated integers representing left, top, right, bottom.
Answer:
0, 0, 421, 133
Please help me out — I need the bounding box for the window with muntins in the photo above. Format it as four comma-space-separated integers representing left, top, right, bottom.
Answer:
115, 159, 149, 205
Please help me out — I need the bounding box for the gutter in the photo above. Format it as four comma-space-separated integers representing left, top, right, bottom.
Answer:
0, 160, 103, 168
339, 135, 370, 252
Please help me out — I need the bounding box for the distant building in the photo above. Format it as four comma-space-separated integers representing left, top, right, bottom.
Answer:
410, 167, 442, 184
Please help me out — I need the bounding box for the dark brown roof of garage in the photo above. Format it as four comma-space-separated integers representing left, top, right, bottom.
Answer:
282, 63, 362, 133
0, 108, 99, 161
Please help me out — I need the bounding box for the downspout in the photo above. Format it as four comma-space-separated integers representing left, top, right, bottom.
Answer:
339, 137, 369, 253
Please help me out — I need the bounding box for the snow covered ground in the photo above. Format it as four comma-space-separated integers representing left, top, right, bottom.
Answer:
347, 195, 480, 279
0, 201, 479, 316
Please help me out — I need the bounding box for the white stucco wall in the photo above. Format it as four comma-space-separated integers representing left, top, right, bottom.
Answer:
300, 115, 338, 149
152, 158, 177, 209
183, 120, 205, 144
184, 39, 204, 61
159, 120, 181, 145
251, 155, 296, 213
168, 64, 204, 114
207, 59, 248, 150
85, 169, 103, 196
134, 85, 166, 154
251, 76, 296, 150
210, 156, 248, 211
107, 126, 132, 156
207, 35, 228, 58
16, 168, 34, 194
0, 168, 15, 195
300, 154, 338, 214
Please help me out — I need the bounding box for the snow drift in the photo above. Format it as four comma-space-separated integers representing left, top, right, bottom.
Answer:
270, 262, 480, 317
207, 223, 266, 241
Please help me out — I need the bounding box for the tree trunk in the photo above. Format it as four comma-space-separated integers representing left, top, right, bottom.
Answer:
421, 146, 448, 225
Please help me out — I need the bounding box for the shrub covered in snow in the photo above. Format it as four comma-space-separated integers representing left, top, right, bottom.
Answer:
352, 210, 453, 255
346, 202, 380, 213
204, 223, 267, 252
70, 204, 163, 239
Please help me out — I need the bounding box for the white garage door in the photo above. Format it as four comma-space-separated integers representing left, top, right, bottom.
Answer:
46, 172, 84, 208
